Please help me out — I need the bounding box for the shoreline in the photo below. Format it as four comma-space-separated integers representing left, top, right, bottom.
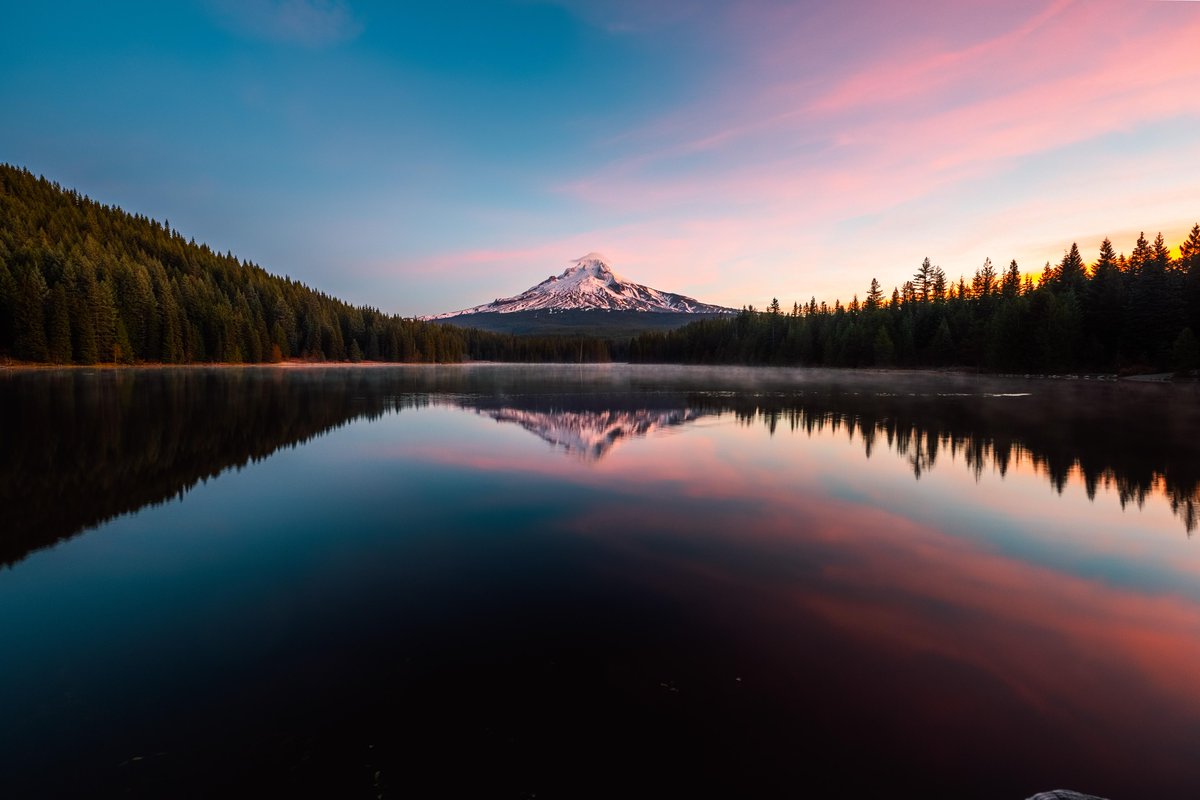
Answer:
1, 359, 1195, 384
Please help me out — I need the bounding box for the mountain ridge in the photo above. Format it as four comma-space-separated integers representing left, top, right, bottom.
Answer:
0, 164, 618, 365
427, 253, 735, 319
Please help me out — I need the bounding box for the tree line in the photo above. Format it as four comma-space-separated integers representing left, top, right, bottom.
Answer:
631, 229, 1200, 374
5, 163, 1199, 374
0, 165, 611, 365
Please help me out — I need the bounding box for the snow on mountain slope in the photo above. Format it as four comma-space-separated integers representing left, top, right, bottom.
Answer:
427, 253, 734, 318
479, 407, 704, 461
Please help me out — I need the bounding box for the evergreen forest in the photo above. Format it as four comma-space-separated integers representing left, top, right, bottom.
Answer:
3, 163, 1198, 375
632, 229, 1200, 374
0, 165, 609, 365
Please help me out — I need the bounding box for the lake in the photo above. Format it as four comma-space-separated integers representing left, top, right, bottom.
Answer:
2, 364, 1198, 798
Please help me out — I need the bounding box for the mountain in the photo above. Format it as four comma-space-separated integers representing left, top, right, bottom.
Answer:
429, 253, 735, 318
478, 406, 704, 461
0, 165, 614, 365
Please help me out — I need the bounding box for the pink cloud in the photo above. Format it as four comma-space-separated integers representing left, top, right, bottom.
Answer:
392, 0, 1200, 315
561, 2, 1200, 214
495, 0, 1200, 306
807, 0, 1078, 115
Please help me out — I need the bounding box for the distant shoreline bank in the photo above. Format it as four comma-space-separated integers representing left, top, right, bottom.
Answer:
2, 358, 1196, 384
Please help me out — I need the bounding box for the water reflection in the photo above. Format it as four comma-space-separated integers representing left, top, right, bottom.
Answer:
0, 368, 405, 566
476, 407, 703, 460
2, 365, 1198, 568
694, 388, 1200, 533
2, 365, 1199, 797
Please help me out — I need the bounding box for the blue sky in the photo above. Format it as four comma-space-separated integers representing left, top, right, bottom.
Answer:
3, 0, 1198, 315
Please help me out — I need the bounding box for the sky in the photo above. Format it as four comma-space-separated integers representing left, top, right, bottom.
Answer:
2, 0, 1198, 315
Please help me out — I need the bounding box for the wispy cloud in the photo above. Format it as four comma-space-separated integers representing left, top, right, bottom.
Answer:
141, 0, 1200, 314
209, 0, 363, 47
512, 0, 1200, 308
562, 0, 1200, 213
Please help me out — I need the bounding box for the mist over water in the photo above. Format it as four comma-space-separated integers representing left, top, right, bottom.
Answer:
2, 365, 1198, 797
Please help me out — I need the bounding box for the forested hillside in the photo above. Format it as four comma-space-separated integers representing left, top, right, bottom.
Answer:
0, 165, 610, 365
632, 230, 1200, 374
5, 164, 1198, 374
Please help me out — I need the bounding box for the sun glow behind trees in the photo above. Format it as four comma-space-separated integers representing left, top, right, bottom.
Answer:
632, 226, 1200, 374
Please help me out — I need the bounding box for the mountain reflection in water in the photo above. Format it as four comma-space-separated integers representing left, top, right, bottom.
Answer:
477, 407, 703, 460
2, 365, 1197, 569
2, 364, 1199, 798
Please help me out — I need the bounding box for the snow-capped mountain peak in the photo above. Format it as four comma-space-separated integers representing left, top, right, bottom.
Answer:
427, 254, 733, 318
531, 253, 628, 292
565, 251, 625, 279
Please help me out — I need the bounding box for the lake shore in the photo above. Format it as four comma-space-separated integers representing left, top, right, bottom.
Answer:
3, 358, 1197, 384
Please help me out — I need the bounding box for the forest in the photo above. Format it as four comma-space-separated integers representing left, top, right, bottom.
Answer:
0, 165, 609, 365
632, 227, 1200, 374
3, 163, 1199, 374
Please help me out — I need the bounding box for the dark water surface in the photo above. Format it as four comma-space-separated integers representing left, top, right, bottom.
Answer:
2, 365, 1198, 798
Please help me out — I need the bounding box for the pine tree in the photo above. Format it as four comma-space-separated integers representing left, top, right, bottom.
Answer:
1154, 231, 1187, 347
1128, 232, 1174, 365
1001, 259, 1021, 298
68, 263, 98, 364
931, 267, 947, 302
1129, 232, 1152, 275
12, 262, 49, 362
913, 258, 934, 303
973, 258, 997, 299
1039, 262, 1055, 288
88, 275, 118, 361
0, 259, 16, 355
865, 278, 883, 310
1181, 223, 1200, 334
1058, 242, 1087, 293
1152, 232, 1172, 271
1086, 237, 1124, 367
46, 283, 73, 363
157, 276, 186, 362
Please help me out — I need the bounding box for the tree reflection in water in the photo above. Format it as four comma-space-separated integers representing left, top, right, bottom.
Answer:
2, 366, 1196, 568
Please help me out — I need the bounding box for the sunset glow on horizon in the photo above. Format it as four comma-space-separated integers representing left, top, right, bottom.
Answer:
2, 0, 1197, 314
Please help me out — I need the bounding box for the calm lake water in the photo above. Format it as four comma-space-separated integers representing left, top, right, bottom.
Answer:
2, 364, 1199, 798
